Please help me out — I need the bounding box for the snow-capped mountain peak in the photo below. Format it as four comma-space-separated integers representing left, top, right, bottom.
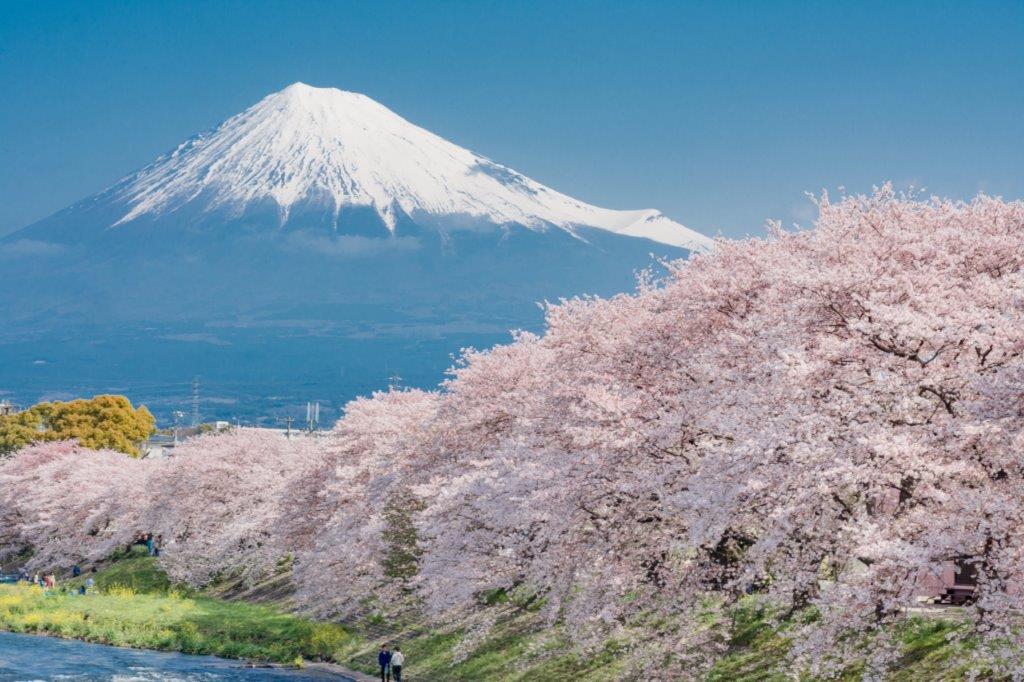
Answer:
108, 82, 712, 251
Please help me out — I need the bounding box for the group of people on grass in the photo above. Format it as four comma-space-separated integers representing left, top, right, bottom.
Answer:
10, 532, 159, 596
31, 572, 57, 589
29, 566, 95, 594
378, 644, 406, 682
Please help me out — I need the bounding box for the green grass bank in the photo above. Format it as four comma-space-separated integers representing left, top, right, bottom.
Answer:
0, 550, 984, 680
0, 558, 353, 666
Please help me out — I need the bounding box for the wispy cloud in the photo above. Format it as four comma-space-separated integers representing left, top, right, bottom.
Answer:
0, 239, 66, 257
160, 333, 232, 346
282, 233, 421, 257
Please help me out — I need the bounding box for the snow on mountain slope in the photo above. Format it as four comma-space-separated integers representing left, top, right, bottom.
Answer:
106, 82, 712, 251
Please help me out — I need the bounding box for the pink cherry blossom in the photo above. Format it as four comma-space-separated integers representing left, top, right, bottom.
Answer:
3, 186, 1023, 677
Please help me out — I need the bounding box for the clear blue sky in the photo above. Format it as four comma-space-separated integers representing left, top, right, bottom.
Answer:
1, 0, 1021, 239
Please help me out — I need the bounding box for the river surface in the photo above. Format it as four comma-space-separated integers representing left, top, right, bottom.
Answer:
0, 631, 350, 681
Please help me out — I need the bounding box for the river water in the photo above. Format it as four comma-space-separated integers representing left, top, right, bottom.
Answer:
0, 631, 350, 681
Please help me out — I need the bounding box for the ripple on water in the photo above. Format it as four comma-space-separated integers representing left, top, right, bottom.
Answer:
0, 631, 348, 681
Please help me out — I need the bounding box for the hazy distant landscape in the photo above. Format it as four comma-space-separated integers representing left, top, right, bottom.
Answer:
0, 326, 499, 424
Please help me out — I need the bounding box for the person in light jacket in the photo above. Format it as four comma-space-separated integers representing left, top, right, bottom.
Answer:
390, 647, 404, 682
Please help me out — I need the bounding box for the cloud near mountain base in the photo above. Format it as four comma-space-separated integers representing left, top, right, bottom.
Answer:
281, 232, 422, 258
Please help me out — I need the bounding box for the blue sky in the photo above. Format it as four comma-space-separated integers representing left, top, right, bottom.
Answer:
1, 0, 1021, 239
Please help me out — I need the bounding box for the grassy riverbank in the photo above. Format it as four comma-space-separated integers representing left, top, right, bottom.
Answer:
0, 550, 982, 680
0, 551, 354, 665
0, 549, 632, 679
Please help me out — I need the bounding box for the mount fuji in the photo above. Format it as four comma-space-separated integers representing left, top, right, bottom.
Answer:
1, 83, 710, 423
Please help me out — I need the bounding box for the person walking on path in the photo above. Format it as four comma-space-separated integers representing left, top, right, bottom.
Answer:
146, 533, 155, 556
390, 647, 404, 682
378, 645, 392, 682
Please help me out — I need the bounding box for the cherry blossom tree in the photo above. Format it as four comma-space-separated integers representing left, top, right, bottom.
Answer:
288, 389, 442, 619
0, 440, 153, 570
141, 428, 323, 587
410, 187, 1024, 676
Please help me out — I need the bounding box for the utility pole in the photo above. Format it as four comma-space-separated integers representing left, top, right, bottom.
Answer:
280, 416, 295, 439
191, 377, 200, 427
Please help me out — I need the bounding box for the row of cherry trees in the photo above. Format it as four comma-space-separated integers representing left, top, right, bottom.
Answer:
2, 187, 1023, 677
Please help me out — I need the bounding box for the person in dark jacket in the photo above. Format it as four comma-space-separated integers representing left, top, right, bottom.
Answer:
378, 644, 392, 682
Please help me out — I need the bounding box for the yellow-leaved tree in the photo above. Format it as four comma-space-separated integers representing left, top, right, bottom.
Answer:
0, 395, 155, 457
